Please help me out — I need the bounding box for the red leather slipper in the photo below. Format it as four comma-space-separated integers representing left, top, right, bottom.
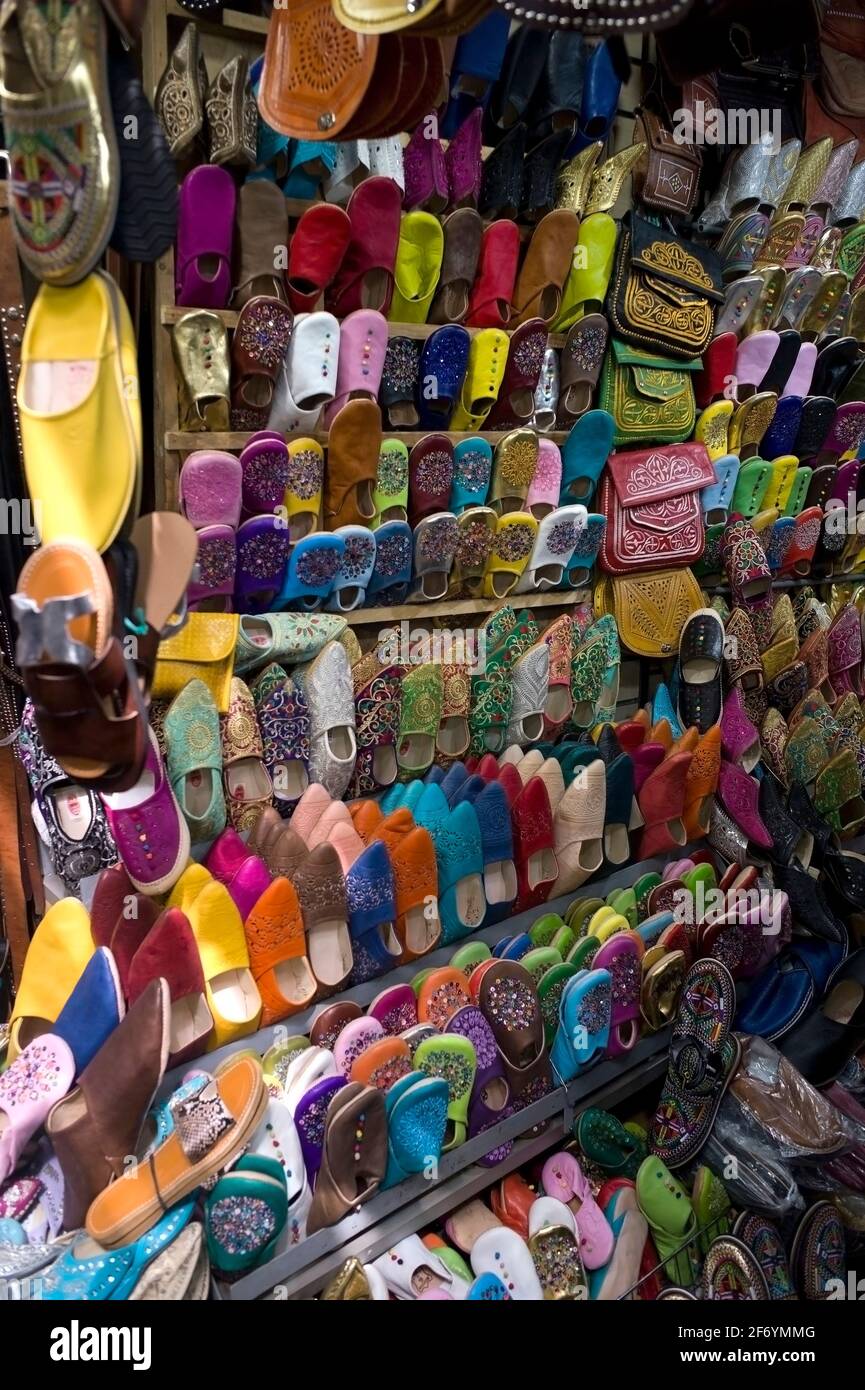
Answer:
497, 762, 523, 806
326, 176, 402, 319
512, 775, 558, 913
109, 895, 160, 999
484, 318, 549, 429
127, 907, 213, 1065
695, 332, 737, 408
466, 219, 521, 329
90, 864, 136, 949
287, 203, 352, 314
409, 434, 454, 526
637, 752, 693, 858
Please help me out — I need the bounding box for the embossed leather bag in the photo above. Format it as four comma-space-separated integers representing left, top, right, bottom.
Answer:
632, 109, 702, 217
608, 213, 723, 359
598, 338, 700, 446
598, 442, 715, 576
594, 567, 705, 658
259, 0, 378, 140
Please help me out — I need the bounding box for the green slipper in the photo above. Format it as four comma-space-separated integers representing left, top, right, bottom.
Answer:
411, 968, 436, 998
373, 439, 409, 525
164, 678, 226, 844
692, 1164, 732, 1255
575, 1106, 646, 1179
398, 662, 444, 778
537, 961, 580, 1048
262, 1036, 310, 1094
205, 1154, 287, 1276
551, 924, 575, 957
529, 913, 567, 948
633, 873, 662, 917
636, 1155, 698, 1287
414, 1035, 477, 1151
566, 935, 600, 970
521, 946, 562, 984
450, 941, 492, 977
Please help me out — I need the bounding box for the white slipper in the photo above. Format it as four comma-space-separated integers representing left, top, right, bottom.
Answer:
517, 748, 546, 784
471, 1226, 544, 1300
504, 643, 550, 747
289, 312, 340, 414
282, 1046, 338, 1115
536, 757, 565, 812
303, 641, 358, 799
250, 1095, 312, 1249
551, 757, 605, 895
372, 1235, 469, 1300
514, 504, 586, 592
527, 1196, 589, 1300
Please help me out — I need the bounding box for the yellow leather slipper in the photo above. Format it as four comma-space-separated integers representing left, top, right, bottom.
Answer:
482, 513, 538, 598
18, 271, 142, 552
450, 328, 509, 431
553, 213, 617, 332
7, 898, 94, 1061
389, 212, 445, 324
171, 872, 262, 1049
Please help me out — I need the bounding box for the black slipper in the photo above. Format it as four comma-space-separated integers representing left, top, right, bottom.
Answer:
108, 38, 177, 263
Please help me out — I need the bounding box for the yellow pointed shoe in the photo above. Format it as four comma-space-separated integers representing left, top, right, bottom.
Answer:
181, 878, 262, 1049
7, 898, 94, 1061
695, 401, 734, 460
450, 328, 509, 431
780, 137, 833, 211
18, 271, 142, 552
167, 861, 214, 914
389, 212, 445, 325
482, 512, 538, 598
553, 213, 617, 332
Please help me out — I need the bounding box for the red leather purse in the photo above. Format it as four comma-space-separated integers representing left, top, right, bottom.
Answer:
598, 443, 715, 575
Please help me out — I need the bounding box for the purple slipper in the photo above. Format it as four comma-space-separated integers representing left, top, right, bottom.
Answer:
823, 403, 865, 459
189, 524, 236, 610
240, 433, 290, 516
294, 1075, 347, 1184
100, 729, 189, 895
234, 515, 291, 613
445, 1004, 513, 1166
176, 165, 236, 309
735, 331, 779, 396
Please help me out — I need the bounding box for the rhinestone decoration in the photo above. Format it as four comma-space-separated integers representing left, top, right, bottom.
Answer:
238, 531, 289, 580
448, 1006, 497, 1070
375, 532, 411, 579
577, 979, 611, 1033
454, 448, 491, 495
568, 322, 607, 373
610, 952, 640, 1005
243, 448, 289, 508
415, 449, 453, 497
383, 337, 420, 395
512, 329, 547, 380
340, 534, 375, 581
380, 1000, 417, 1035
295, 546, 341, 587
369, 1056, 412, 1091
419, 1047, 474, 1100
235, 300, 292, 369
209, 1194, 277, 1255
545, 518, 577, 556
0, 1041, 63, 1105
418, 516, 459, 567
486, 976, 536, 1031
286, 447, 323, 501
197, 535, 235, 587
495, 523, 535, 563
296, 1094, 329, 1148
457, 517, 494, 568
427, 980, 469, 1030
377, 444, 408, 497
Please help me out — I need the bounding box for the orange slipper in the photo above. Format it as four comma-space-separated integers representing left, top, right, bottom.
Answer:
372, 810, 440, 962
683, 726, 722, 841
350, 799, 384, 843
672, 726, 700, 757
650, 718, 673, 752
243, 876, 317, 1025
417, 967, 472, 1029
350, 1036, 413, 1091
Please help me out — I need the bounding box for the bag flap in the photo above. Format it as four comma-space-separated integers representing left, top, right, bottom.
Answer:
609, 568, 705, 657
630, 365, 693, 401
611, 338, 701, 372
629, 213, 724, 302
636, 108, 701, 166
606, 443, 715, 509
156, 612, 239, 664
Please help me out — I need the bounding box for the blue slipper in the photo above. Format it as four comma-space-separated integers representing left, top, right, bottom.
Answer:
501, 932, 533, 960
384, 1073, 449, 1188
451, 773, 486, 806
418, 327, 471, 430
379, 781, 406, 813
652, 682, 683, 739
560, 410, 615, 502
450, 437, 493, 512
402, 779, 426, 815
53, 947, 124, 1076
566, 513, 606, 586
492, 936, 514, 957
760, 396, 803, 462
701, 454, 741, 523
467, 1271, 511, 1299
43, 1199, 195, 1300
276, 532, 345, 611
441, 8, 510, 137
326, 526, 376, 612
551, 967, 612, 1082
425, 764, 447, 784
347, 841, 400, 985
636, 911, 675, 948
473, 780, 516, 925
366, 520, 413, 602
416, 787, 485, 944
569, 41, 621, 155
440, 762, 470, 804
736, 937, 844, 1041
765, 517, 795, 573
604, 752, 637, 866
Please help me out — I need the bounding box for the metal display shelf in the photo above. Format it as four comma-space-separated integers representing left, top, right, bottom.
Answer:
164, 857, 680, 1301
222, 1031, 670, 1301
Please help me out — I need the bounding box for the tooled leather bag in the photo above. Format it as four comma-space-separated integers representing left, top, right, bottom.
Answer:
608, 213, 724, 359
594, 567, 705, 658
598, 441, 715, 575
633, 108, 702, 217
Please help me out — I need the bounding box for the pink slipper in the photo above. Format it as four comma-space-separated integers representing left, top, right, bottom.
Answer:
540, 1150, 614, 1269
0, 1035, 75, 1182
323, 309, 389, 427
291, 784, 334, 844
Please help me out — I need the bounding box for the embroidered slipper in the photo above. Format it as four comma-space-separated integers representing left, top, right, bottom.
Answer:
700, 1235, 770, 1300
649, 958, 739, 1170
300, 639, 357, 799
250, 663, 310, 814
550, 968, 612, 1083
516, 505, 584, 594
414, 1034, 477, 1151
347, 657, 400, 799
397, 661, 443, 775
366, 519, 413, 602
0, 1035, 75, 1183
293, 843, 353, 993
533, 346, 560, 430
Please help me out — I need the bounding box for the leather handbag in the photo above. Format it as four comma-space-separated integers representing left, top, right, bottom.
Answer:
608, 213, 723, 359
594, 567, 705, 658
598, 338, 700, 446
632, 109, 702, 217
259, 0, 378, 140
597, 442, 715, 576
151, 613, 239, 712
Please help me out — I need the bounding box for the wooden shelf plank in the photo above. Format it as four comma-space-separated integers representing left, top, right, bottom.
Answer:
166, 428, 569, 450
165, 0, 268, 35
340, 588, 591, 626
161, 305, 567, 349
